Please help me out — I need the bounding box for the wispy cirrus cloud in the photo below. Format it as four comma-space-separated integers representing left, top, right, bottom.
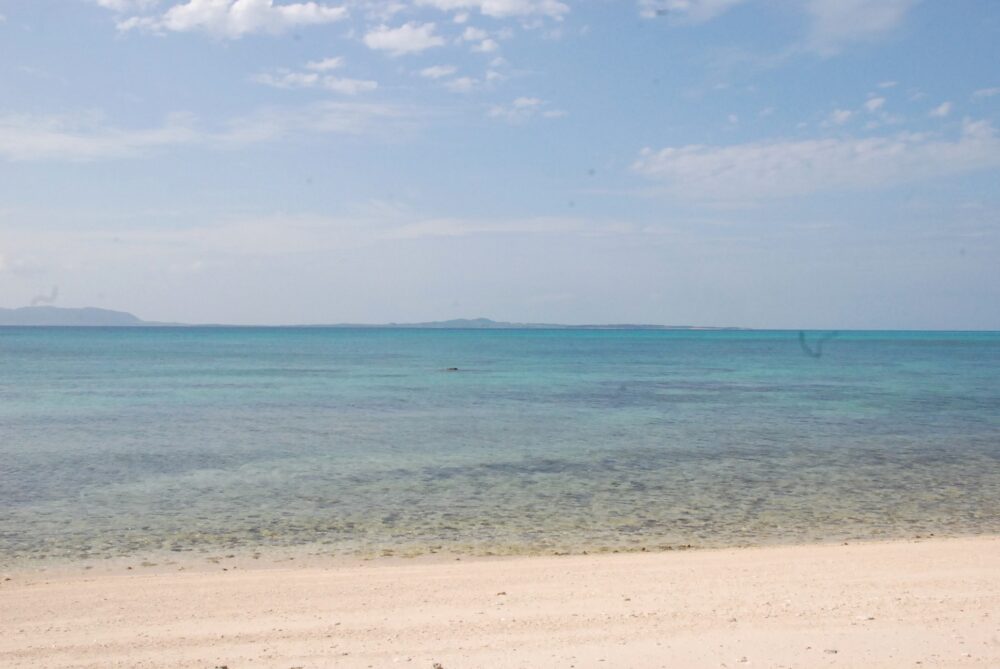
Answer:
253, 58, 378, 94
444, 76, 479, 92
863, 96, 886, 112
638, 0, 746, 23
488, 96, 565, 122
0, 111, 201, 162
211, 101, 410, 143
803, 0, 916, 55
111, 0, 347, 38
640, 0, 915, 56
4, 211, 632, 270
929, 101, 952, 118
824, 109, 853, 126
254, 71, 378, 94
94, 0, 159, 10
633, 119, 1000, 200
419, 64, 457, 79
378, 215, 621, 240
0, 102, 409, 162
415, 0, 569, 20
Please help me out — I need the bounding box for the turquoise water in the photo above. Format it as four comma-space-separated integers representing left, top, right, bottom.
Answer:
1, 327, 998, 564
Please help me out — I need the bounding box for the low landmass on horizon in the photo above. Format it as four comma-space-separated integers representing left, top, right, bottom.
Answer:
0, 306, 741, 330
0, 306, 146, 327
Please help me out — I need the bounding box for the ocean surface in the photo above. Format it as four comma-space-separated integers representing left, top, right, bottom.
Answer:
1, 327, 998, 565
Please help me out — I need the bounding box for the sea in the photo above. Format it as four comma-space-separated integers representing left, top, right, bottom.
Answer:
1, 327, 998, 566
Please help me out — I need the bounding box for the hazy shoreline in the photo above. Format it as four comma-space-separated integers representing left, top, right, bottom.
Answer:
3, 527, 994, 576
0, 306, 747, 329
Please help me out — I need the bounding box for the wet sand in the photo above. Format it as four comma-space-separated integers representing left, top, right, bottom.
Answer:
1, 536, 998, 668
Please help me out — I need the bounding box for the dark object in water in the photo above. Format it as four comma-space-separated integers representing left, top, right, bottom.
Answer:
444, 367, 459, 371
798, 331, 838, 358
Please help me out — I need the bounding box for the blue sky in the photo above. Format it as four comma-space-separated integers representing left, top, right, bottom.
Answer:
1, 0, 998, 328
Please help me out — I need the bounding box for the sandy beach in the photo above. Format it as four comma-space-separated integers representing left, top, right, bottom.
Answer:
1, 536, 997, 668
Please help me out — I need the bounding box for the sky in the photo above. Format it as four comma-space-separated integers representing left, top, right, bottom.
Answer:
1, 0, 998, 328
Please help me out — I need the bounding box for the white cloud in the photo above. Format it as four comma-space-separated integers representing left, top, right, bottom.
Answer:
458, 25, 497, 52
513, 96, 541, 106
363, 22, 445, 55
827, 109, 853, 125
804, 0, 915, 55
379, 215, 603, 240
878, 80, 898, 89
359, 0, 407, 22
419, 64, 457, 79
254, 64, 377, 94
442, 68, 505, 93
864, 96, 885, 112
488, 96, 564, 123
637, 0, 914, 58
254, 71, 321, 88
95, 0, 160, 10
472, 37, 499, 52
633, 120, 1000, 200
461, 26, 487, 41
638, 0, 915, 47
321, 77, 378, 94
638, 0, 914, 63
0, 251, 48, 278
415, 0, 568, 20
0, 112, 201, 162
638, 0, 746, 23
444, 76, 478, 92
4, 210, 624, 270
216, 101, 406, 143
929, 101, 952, 118
305, 56, 343, 71
973, 87, 1000, 100
115, 0, 347, 38
0, 102, 405, 162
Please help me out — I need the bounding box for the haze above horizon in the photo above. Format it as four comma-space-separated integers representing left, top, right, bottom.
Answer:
2, 1, 998, 330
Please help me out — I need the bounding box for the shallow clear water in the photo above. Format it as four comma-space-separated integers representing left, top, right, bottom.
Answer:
1, 327, 998, 564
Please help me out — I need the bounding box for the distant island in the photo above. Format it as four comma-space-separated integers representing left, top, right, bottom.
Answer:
310, 317, 741, 331
0, 307, 739, 330
0, 306, 147, 327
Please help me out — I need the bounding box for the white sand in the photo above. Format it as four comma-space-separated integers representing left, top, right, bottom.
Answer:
2, 536, 998, 668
